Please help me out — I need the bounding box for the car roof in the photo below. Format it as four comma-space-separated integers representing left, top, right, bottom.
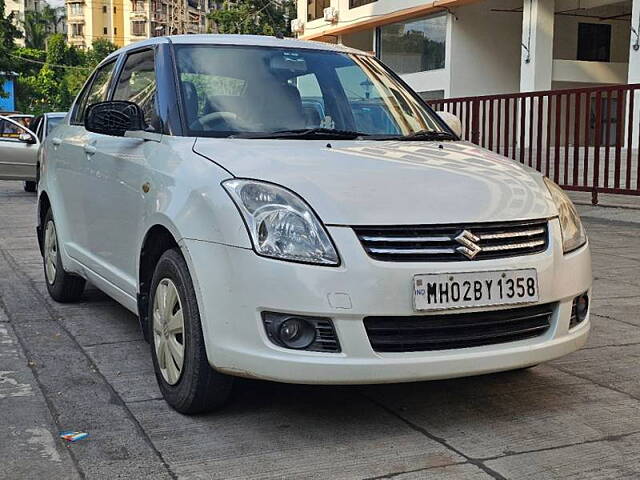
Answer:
45, 112, 67, 117
103, 34, 371, 64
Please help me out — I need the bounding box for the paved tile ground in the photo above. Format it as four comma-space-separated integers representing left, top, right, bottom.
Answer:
0, 180, 639, 480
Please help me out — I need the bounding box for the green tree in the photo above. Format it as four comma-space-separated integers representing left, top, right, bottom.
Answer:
22, 10, 48, 49
0, 0, 21, 96
208, 0, 294, 37
41, 5, 66, 34
86, 38, 118, 67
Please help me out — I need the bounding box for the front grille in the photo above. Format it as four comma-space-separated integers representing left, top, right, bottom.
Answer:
363, 303, 554, 352
353, 220, 548, 262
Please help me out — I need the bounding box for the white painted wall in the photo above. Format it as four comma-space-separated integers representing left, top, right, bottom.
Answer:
553, 59, 629, 84
448, 0, 522, 96
554, 9, 631, 63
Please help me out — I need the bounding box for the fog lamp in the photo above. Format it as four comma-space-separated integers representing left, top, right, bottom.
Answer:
570, 293, 589, 329
261, 312, 340, 352
278, 317, 316, 349
575, 294, 589, 323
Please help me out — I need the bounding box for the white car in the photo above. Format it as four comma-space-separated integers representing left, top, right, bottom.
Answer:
38, 35, 592, 414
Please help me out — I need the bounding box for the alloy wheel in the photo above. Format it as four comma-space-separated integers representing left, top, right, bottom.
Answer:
44, 220, 58, 285
152, 278, 185, 385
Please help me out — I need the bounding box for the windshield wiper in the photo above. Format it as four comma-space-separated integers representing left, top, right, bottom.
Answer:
230, 128, 369, 140
365, 130, 458, 141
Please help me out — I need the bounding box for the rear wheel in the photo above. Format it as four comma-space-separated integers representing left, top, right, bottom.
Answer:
24, 181, 36, 192
43, 209, 85, 302
149, 248, 233, 414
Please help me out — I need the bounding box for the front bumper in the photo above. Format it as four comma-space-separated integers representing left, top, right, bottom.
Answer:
182, 218, 592, 384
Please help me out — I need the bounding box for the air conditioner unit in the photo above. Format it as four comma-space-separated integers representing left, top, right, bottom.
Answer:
323, 6, 338, 23
291, 18, 305, 34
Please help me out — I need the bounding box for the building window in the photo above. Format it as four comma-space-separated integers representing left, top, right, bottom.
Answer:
71, 23, 84, 37
307, 0, 330, 21
350, 0, 376, 8
114, 6, 116, 13
378, 13, 447, 74
114, 27, 117, 35
102, 5, 107, 13
103, 26, 108, 34
577, 23, 611, 62
133, 0, 144, 12
69, 3, 82, 15
132, 20, 146, 36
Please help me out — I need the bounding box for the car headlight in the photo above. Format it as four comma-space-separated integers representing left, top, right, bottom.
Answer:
223, 179, 339, 265
543, 178, 587, 253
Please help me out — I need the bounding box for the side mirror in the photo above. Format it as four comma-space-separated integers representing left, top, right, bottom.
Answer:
85, 101, 146, 137
19, 132, 37, 144
437, 111, 462, 138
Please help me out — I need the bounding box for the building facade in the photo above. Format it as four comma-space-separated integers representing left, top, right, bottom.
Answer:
294, 0, 640, 101
4, 0, 45, 46
66, 0, 207, 48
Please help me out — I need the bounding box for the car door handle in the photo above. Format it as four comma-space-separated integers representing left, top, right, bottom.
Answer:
83, 144, 97, 155
52, 137, 62, 146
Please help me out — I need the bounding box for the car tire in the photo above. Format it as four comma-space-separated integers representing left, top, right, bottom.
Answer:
148, 248, 233, 414
24, 181, 36, 192
43, 209, 86, 302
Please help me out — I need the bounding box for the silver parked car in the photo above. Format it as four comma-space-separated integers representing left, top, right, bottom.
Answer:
0, 112, 66, 192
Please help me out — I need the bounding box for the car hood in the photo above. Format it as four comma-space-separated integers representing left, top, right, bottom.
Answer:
194, 139, 557, 225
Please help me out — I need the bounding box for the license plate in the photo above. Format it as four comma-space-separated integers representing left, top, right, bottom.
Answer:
413, 269, 538, 311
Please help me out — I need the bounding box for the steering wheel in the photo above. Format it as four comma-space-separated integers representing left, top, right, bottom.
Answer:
191, 112, 238, 131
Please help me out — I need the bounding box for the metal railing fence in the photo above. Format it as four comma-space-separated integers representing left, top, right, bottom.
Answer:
428, 84, 640, 204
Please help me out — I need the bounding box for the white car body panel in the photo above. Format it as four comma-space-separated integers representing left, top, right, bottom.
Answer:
194, 138, 557, 225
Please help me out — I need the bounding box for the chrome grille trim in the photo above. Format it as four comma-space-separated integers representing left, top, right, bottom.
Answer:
478, 228, 546, 240
369, 247, 457, 255
361, 235, 452, 243
482, 239, 546, 252
353, 219, 549, 262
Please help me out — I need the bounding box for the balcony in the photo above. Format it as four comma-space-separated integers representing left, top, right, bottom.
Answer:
67, 8, 84, 19
151, 11, 166, 22
130, 9, 148, 19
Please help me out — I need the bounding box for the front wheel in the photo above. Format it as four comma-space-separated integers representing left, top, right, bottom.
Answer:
149, 248, 233, 414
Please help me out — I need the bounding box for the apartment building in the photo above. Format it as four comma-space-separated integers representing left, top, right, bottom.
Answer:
66, 0, 207, 48
293, 0, 640, 100
3, 0, 44, 46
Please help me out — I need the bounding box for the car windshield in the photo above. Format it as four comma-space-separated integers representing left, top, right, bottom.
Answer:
174, 45, 447, 139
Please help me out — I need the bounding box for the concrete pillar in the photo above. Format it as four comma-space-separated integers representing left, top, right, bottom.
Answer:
519, 0, 555, 92
629, 0, 640, 148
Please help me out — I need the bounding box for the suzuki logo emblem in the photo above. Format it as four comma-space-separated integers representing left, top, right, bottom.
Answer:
455, 230, 481, 259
